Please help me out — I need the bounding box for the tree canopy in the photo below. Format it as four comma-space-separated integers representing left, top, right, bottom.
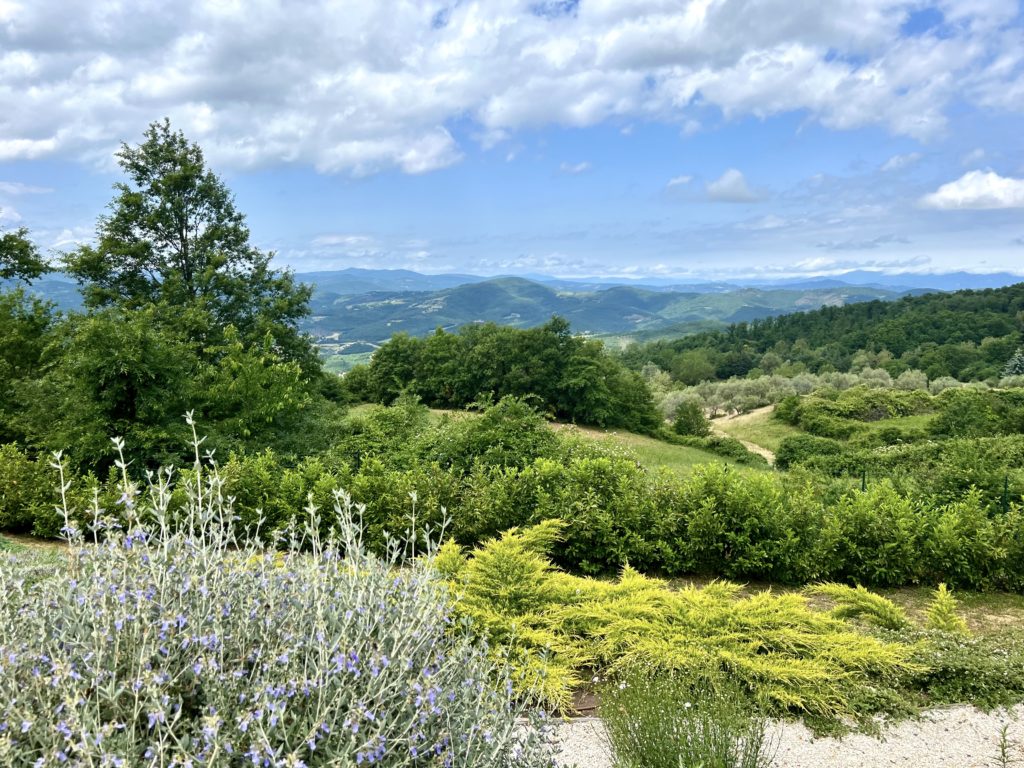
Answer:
0, 227, 48, 283
349, 317, 661, 433
0, 123, 344, 468
64, 119, 314, 368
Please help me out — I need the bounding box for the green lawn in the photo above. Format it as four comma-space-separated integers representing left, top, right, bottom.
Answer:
713, 409, 803, 454
858, 413, 934, 435
556, 423, 766, 476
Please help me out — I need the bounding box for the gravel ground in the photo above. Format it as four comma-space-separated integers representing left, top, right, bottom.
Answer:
556, 705, 1024, 767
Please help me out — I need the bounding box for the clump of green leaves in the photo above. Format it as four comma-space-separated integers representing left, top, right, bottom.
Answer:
601, 671, 775, 768
926, 584, 970, 635
807, 583, 912, 631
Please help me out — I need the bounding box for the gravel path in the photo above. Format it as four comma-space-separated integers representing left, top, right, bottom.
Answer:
556, 705, 1024, 767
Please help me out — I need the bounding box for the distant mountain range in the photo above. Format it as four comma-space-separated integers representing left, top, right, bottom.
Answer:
11, 268, 1023, 367
303, 276, 927, 346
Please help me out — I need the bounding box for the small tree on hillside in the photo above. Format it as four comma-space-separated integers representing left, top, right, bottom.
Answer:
673, 400, 711, 437
1003, 347, 1024, 377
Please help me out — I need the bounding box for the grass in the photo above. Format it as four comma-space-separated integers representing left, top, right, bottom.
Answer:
350, 402, 748, 476
713, 409, 803, 454
554, 423, 766, 476
858, 413, 934, 435
321, 350, 374, 373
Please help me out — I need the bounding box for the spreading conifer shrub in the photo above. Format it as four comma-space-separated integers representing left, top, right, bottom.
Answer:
0, 433, 557, 767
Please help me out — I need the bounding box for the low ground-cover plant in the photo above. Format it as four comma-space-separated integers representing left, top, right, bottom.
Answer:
433, 522, 920, 724
0, 434, 558, 767
601, 671, 775, 768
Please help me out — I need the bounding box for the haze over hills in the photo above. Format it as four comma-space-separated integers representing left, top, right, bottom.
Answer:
13, 268, 1024, 372
304, 276, 922, 345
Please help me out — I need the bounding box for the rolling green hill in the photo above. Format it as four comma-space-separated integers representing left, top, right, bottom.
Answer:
624, 282, 1024, 381
305, 275, 912, 345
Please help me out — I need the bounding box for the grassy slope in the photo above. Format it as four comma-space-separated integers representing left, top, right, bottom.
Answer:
713, 407, 803, 454
552, 422, 765, 476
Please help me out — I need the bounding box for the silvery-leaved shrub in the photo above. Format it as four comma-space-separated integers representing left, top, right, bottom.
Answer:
0, 422, 559, 767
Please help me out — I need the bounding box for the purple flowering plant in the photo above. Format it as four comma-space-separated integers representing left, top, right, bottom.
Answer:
0, 418, 561, 767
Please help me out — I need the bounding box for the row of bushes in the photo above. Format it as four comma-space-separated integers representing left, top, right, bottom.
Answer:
6, 435, 1024, 591
776, 386, 1024, 440
775, 433, 1024, 505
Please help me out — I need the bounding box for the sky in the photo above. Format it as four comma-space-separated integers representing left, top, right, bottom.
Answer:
1, 0, 1023, 280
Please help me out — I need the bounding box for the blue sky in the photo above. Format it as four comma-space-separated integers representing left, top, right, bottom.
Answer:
1, 0, 1023, 279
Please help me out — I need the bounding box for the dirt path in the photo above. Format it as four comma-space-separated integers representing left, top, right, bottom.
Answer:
710, 405, 777, 464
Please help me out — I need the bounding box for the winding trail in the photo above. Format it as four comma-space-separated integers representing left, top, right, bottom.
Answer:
710, 405, 777, 464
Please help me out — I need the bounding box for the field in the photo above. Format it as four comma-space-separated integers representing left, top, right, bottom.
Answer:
711, 406, 800, 456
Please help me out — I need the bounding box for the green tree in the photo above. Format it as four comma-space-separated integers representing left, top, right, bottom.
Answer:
64, 119, 315, 368
1004, 347, 1024, 377
673, 400, 711, 437
0, 227, 48, 283
0, 290, 55, 444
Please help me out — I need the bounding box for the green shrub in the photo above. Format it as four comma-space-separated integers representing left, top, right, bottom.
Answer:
902, 631, 1024, 709
601, 671, 775, 768
826, 482, 925, 587
775, 434, 844, 470
0, 444, 51, 534
925, 584, 969, 635
673, 400, 711, 437
422, 396, 559, 472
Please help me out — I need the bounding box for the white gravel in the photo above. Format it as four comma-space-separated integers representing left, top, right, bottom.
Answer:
555, 705, 1024, 767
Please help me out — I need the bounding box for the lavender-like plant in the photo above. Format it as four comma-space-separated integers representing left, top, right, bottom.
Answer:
0, 417, 560, 767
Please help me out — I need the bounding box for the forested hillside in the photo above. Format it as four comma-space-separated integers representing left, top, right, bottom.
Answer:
623, 283, 1024, 382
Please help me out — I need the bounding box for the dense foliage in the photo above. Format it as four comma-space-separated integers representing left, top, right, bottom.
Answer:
623, 282, 1024, 383
0, 123, 345, 470
773, 386, 1024, 504
5, 398, 1023, 594
348, 317, 661, 432
0, 447, 556, 767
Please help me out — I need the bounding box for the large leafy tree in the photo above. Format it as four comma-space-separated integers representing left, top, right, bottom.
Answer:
0, 228, 54, 443
64, 119, 315, 368
0, 226, 48, 283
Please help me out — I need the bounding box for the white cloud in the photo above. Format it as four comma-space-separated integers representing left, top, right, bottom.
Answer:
666, 174, 692, 187
0, 1, 1019, 174
707, 169, 759, 202
0, 206, 22, 223
920, 170, 1024, 210
312, 234, 376, 248
559, 161, 591, 175
881, 152, 922, 171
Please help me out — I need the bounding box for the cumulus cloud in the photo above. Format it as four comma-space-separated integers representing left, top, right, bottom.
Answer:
920, 170, 1024, 209
707, 169, 760, 202
881, 152, 922, 171
0, 1, 1019, 175
666, 174, 692, 187
559, 161, 591, 175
